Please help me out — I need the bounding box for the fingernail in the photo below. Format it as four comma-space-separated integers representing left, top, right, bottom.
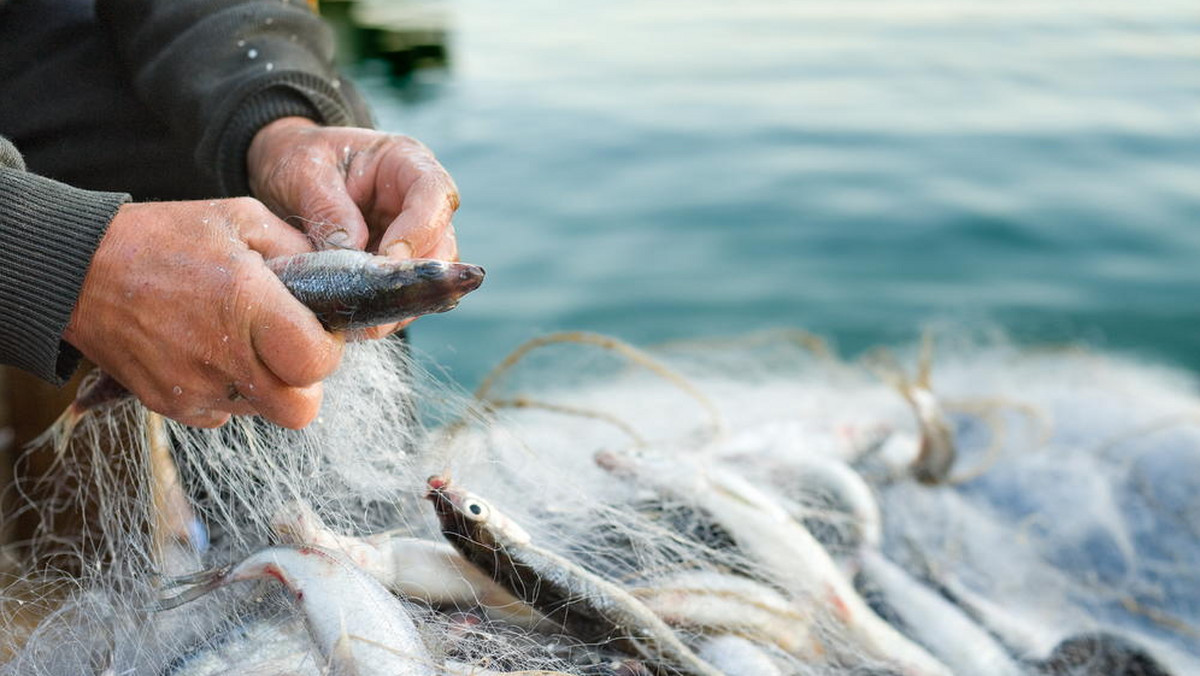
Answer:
386, 241, 414, 259
324, 229, 352, 248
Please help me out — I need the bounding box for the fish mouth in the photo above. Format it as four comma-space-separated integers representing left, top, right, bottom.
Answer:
594, 449, 638, 477
454, 263, 485, 293
425, 475, 460, 507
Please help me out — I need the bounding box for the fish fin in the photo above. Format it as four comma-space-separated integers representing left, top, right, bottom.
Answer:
156, 563, 230, 590
327, 612, 362, 676
916, 330, 936, 389
149, 574, 224, 611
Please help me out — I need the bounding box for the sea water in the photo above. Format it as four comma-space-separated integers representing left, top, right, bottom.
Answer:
347, 0, 1200, 384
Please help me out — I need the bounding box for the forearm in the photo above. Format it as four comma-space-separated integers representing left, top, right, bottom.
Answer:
0, 137, 129, 383
95, 0, 372, 197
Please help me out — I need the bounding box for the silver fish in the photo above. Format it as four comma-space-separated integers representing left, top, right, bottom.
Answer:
272, 500, 546, 629
425, 476, 726, 676
628, 570, 817, 658
157, 544, 435, 676
858, 549, 1025, 676
268, 250, 484, 331
595, 449, 952, 676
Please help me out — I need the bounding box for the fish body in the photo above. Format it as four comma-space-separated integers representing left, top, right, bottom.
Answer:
158, 545, 434, 676
272, 501, 545, 628
1035, 632, 1172, 676
425, 476, 725, 676
629, 570, 816, 657
919, 569, 1056, 660
747, 451, 882, 558
694, 636, 784, 676
166, 616, 321, 676
268, 250, 484, 330
858, 550, 1025, 676
595, 450, 952, 676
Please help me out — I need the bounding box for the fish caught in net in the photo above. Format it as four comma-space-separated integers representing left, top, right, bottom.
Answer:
1, 328, 1197, 675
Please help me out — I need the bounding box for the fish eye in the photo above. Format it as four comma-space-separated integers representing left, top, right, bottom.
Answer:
463, 499, 490, 521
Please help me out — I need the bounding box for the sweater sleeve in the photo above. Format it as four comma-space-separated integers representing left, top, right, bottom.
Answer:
0, 136, 130, 384
95, 0, 373, 198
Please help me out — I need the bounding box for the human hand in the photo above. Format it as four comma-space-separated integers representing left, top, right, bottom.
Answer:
63, 199, 344, 429
246, 117, 461, 338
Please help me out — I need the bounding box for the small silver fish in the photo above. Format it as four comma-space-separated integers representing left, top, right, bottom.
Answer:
595, 449, 952, 676
156, 545, 435, 676
425, 476, 726, 676
268, 250, 484, 330
628, 570, 817, 657
858, 549, 1025, 676
271, 500, 546, 629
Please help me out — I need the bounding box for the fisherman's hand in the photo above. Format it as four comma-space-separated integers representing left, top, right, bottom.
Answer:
246, 117, 460, 338
63, 199, 344, 429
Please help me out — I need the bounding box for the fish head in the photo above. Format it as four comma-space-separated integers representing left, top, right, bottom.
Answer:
425, 476, 531, 548
594, 448, 640, 477
385, 260, 485, 315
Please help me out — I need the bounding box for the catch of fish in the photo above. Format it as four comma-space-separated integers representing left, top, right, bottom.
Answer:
3, 261, 1195, 675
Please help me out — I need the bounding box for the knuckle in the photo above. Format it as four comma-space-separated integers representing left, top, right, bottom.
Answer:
386, 132, 424, 150
225, 196, 270, 222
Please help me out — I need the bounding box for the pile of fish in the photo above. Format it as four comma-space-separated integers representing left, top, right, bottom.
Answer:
142, 333, 1194, 676
2, 253, 1197, 675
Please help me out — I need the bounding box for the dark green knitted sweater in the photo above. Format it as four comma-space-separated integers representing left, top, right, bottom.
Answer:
0, 0, 368, 383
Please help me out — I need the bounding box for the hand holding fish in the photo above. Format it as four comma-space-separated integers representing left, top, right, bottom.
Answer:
63, 199, 344, 429
247, 117, 461, 337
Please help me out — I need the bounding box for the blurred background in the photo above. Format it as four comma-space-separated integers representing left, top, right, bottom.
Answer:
324, 0, 1200, 386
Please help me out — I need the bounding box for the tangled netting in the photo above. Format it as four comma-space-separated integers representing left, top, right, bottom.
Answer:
1, 329, 1198, 675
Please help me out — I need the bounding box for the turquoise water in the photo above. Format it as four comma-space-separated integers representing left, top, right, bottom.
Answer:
350, 0, 1200, 385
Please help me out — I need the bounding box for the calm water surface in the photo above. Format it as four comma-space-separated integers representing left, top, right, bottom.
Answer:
346, 0, 1200, 385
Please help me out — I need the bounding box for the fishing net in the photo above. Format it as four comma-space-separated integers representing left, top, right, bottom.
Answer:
1, 328, 1198, 675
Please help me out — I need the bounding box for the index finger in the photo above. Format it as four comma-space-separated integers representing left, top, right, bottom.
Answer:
377, 170, 460, 260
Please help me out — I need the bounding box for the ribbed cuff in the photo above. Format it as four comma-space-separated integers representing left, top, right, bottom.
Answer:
204, 70, 374, 197
0, 168, 129, 383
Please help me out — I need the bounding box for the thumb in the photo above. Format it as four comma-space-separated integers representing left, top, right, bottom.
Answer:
230, 200, 316, 260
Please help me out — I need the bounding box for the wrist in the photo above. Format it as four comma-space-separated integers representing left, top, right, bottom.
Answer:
63, 202, 137, 358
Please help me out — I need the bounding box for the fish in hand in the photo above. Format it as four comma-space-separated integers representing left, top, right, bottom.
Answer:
36, 250, 483, 442
268, 250, 484, 331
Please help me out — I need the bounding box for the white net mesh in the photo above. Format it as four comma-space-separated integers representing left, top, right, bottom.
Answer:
2, 330, 1197, 675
